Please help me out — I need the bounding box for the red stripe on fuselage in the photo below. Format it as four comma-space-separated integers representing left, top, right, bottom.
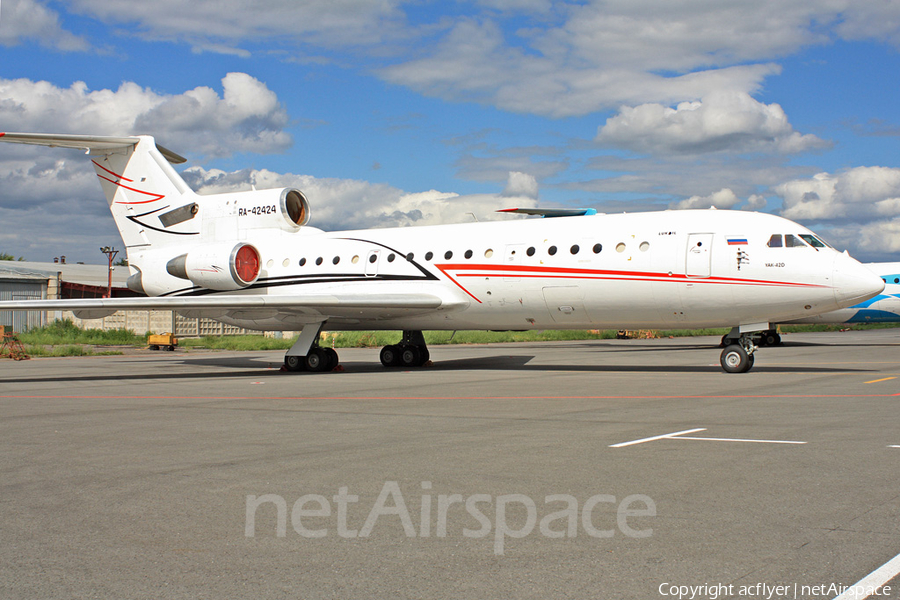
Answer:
434, 262, 827, 303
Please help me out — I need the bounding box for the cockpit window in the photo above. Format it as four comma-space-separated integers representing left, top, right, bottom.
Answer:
799, 234, 826, 248
785, 234, 807, 248
767, 234, 782, 248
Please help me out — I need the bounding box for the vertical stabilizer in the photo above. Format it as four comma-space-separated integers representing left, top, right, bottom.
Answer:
0, 133, 198, 251
90, 136, 199, 250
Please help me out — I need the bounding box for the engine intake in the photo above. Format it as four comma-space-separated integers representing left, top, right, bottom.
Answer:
167, 242, 261, 291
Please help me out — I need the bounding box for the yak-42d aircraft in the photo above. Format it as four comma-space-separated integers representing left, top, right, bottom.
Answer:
0, 132, 885, 373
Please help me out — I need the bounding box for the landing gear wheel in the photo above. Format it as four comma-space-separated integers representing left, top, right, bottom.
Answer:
380, 345, 401, 367
323, 348, 339, 370
399, 345, 421, 368
305, 347, 330, 372
284, 354, 305, 372
761, 330, 781, 346
720, 344, 753, 373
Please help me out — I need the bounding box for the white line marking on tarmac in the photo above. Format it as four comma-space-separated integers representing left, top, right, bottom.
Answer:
833, 551, 900, 600
889, 445, 900, 449
676, 436, 806, 444
609, 428, 706, 448
610, 428, 806, 448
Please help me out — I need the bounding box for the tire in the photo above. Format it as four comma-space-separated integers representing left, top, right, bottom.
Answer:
305, 348, 329, 372
284, 354, 305, 372
380, 345, 401, 367
720, 335, 738, 347
399, 345, 421, 368
323, 348, 339, 370
720, 344, 752, 373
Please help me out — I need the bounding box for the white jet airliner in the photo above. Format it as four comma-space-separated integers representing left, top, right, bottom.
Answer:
0, 132, 885, 373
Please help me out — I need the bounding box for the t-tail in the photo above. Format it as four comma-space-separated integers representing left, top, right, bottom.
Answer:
0, 132, 310, 295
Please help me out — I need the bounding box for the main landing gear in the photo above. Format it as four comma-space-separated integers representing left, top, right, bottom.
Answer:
380, 330, 430, 368
283, 323, 339, 372
284, 346, 339, 372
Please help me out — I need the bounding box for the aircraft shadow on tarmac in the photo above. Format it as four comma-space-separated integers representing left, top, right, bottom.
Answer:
1, 346, 876, 385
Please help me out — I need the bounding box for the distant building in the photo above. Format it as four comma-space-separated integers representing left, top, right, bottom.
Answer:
0, 261, 247, 336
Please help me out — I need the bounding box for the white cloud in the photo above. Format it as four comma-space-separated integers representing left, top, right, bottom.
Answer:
0, 0, 90, 51
673, 188, 741, 210
377, 1, 899, 118
502, 171, 539, 199
378, 18, 781, 118
777, 167, 900, 222
671, 188, 765, 211
66, 0, 407, 51
0, 73, 291, 157
596, 91, 828, 155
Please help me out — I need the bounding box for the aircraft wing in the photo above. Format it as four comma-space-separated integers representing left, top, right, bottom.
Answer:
497, 207, 598, 217
0, 293, 462, 324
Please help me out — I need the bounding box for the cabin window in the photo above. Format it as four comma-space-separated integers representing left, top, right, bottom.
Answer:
570, 244, 580, 255
316, 257, 323, 266
484, 249, 494, 258
387, 253, 395, 262
639, 241, 650, 252
425, 251, 434, 261
526, 247, 536, 256
785, 234, 807, 248
368, 254, 377, 263
406, 253, 414, 261
332, 256, 340, 265
464, 249, 473, 259
444, 250, 453, 260
352, 255, 360, 264
548, 245, 558, 256
616, 243, 626, 253
767, 235, 782, 248
593, 243, 602, 254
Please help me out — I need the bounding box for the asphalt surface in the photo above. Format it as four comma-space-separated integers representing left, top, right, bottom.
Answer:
2, 330, 900, 599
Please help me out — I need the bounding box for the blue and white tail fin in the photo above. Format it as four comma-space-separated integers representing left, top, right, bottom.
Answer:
0, 132, 198, 250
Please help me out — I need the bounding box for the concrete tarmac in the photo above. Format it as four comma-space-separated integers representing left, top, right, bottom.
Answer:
2, 330, 900, 599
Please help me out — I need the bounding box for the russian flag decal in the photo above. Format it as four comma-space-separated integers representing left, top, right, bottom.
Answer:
727, 237, 748, 245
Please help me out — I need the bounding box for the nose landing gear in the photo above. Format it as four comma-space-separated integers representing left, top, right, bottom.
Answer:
720, 334, 758, 373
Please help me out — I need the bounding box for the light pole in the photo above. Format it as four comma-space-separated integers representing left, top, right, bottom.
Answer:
100, 246, 119, 298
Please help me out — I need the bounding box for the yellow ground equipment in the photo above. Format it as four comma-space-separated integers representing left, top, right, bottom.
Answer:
148, 332, 177, 351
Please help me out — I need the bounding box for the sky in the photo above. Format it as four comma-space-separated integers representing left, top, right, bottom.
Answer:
1, 0, 900, 263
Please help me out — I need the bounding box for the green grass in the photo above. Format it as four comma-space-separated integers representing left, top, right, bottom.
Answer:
19, 319, 146, 346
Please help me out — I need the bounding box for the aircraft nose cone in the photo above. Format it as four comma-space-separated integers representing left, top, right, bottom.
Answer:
833, 253, 884, 308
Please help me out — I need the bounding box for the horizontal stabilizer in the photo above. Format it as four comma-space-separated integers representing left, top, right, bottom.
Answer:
497, 207, 598, 218
0, 132, 186, 164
